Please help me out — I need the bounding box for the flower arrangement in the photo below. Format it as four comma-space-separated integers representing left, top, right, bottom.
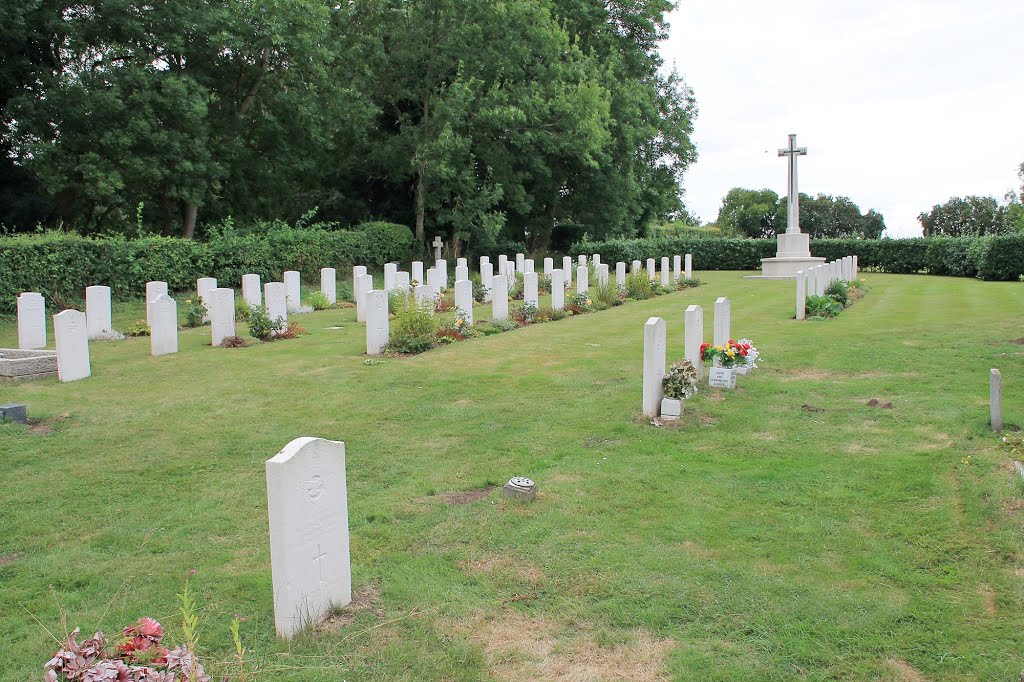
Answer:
735, 338, 760, 369
565, 292, 592, 315
662, 359, 700, 400
451, 308, 473, 334
700, 339, 752, 369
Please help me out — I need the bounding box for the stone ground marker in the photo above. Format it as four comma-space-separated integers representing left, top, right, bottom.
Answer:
642, 317, 667, 418
684, 304, 703, 375
210, 288, 236, 346
550, 269, 565, 310
365, 290, 389, 355
284, 271, 301, 312
266, 437, 351, 639
714, 297, 731, 346
54, 309, 90, 382
991, 369, 1002, 432
151, 294, 178, 356
17, 292, 46, 350
85, 286, 113, 339
321, 268, 337, 305
242, 274, 262, 309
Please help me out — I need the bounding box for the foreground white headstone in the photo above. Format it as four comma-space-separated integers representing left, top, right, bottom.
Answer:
550, 269, 565, 310
197, 277, 217, 323
150, 294, 178, 356
266, 437, 351, 640
685, 254, 692, 280
284, 271, 301, 312
642, 317, 667, 418
562, 256, 573, 284
17, 292, 46, 349
54, 309, 90, 382
264, 282, 288, 333
320, 268, 337, 304
455, 280, 474, 325
713, 297, 731, 346
85, 286, 113, 339
684, 305, 704, 375
146, 281, 168, 326
210, 288, 236, 346
491, 273, 509, 321
576, 266, 589, 296
795, 271, 806, 321
242, 274, 262, 309
365, 290, 389, 355
616, 262, 626, 289
523, 272, 538, 307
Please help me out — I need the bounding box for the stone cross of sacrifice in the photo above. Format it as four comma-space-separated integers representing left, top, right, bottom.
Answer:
778, 133, 808, 234
432, 236, 444, 261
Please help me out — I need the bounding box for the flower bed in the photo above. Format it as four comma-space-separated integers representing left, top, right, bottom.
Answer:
806, 278, 868, 320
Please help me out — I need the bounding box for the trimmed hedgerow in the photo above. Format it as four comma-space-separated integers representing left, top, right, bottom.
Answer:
0, 223, 415, 313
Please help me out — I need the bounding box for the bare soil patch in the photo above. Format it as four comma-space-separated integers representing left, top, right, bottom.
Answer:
318, 583, 384, 631
801, 404, 826, 413
0, 552, 21, 566
867, 399, 894, 409
884, 657, 927, 681
26, 412, 72, 435
978, 584, 997, 616
1010, 338, 1024, 345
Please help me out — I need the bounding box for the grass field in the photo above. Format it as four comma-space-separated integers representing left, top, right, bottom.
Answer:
1, 272, 1023, 681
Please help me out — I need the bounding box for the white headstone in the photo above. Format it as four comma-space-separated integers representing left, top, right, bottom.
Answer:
242, 274, 262, 309
498, 254, 508, 272
480, 262, 494, 302
523, 259, 534, 274
713, 297, 731, 347
991, 368, 1003, 432
320, 268, 337, 304
632, 260, 642, 273
264, 282, 288, 332
479, 255, 490, 269
550, 269, 565, 310
660, 257, 670, 287
426, 267, 439, 296
515, 253, 525, 271
673, 255, 682, 283
266, 437, 351, 640
85, 286, 112, 339
684, 305, 703, 375
491, 273, 509, 321
456, 257, 467, 269
352, 265, 367, 283
414, 284, 434, 313
795, 271, 806, 321
435, 259, 448, 291
394, 271, 411, 293
642, 317, 667, 418
150, 294, 178, 356
210, 288, 236, 346
543, 257, 554, 275
455, 265, 469, 282
455, 280, 474, 325
17, 292, 46, 350
365, 290, 389, 355
383, 263, 398, 291
853, 255, 859, 279
562, 256, 573, 284
576, 254, 585, 267
353, 274, 372, 323
523, 272, 538, 307
576, 265, 589, 296
684, 253, 692, 280
596, 264, 609, 287
411, 261, 424, 286
197, 277, 217, 323
646, 258, 656, 281
592, 254, 601, 267
616, 262, 626, 289
54, 309, 90, 382
146, 281, 168, 326
284, 271, 301, 312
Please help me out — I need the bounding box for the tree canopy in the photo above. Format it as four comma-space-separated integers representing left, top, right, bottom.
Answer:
715, 188, 885, 239
1, 0, 697, 255
917, 195, 1021, 237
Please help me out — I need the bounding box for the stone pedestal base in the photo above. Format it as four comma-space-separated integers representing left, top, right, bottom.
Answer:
753, 231, 824, 279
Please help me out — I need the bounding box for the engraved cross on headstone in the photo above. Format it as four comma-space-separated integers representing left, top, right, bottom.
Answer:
778, 133, 808, 235
432, 236, 444, 261
313, 544, 327, 588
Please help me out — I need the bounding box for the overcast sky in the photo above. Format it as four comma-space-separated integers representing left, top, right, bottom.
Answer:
660, 0, 1024, 236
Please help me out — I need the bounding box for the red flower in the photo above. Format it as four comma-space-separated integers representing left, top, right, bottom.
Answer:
136, 618, 162, 641
740, 349, 748, 356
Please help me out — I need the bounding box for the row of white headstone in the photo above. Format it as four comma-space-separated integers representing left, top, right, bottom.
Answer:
641, 296, 733, 418
795, 256, 859, 320
360, 253, 696, 355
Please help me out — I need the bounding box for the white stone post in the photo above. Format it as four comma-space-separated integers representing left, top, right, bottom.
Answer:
685, 254, 692, 280
365, 290, 389, 355
54, 309, 90, 382
491, 272, 509, 321
523, 272, 538, 307
411, 261, 424, 286
284, 271, 301, 311
991, 369, 1003, 432
795, 271, 806, 321
242, 274, 262, 309
543, 257, 554, 275
684, 305, 704, 375
210, 288, 236, 346
435, 259, 448, 291
576, 265, 589, 296
17, 292, 46, 350
383, 263, 397, 291
516, 253, 525, 271
642, 317, 667, 418
146, 281, 168, 326
562, 256, 573, 284
646, 258, 656, 280
713, 297, 730, 346
550, 269, 565, 310
660, 257, 670, 287
85, 286, 112, 340
673, 255, 682, 283
150, 294, 178, 356
616, 262, 627, 289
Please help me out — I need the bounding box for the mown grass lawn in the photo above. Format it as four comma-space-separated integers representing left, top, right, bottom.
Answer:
1, 272, 1023, 681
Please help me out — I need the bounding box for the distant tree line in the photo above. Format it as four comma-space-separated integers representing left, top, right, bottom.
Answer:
0, 0, 696, 255
713, 188, 886, 239
917, 168, 1024, 237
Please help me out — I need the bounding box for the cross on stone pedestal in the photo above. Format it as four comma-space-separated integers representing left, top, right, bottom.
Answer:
778, 133, 808, 234
432, 236, 444, 261
313, 544, 327, 588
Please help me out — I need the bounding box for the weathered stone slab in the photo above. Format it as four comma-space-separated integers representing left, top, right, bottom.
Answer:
0, 349, 58, 381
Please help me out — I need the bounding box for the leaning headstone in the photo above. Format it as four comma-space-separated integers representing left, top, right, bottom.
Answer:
576, 265, 589, 296
266, 437, 351, 639
284, 271, 301, 312
684, 305, 704, 375
550, 269, 565, 310
455, 280, 474, 325
562, 256, 573, 284
480, 262, 494, 302
17, 292, 47, 350
642, 317, 667, 418
713, 297, 730, 346
491, 273, 509, 321
197, 277, 217, 323
320, 268, 337, 305
210, 288, 236, 346
54, 309, 90, 382
523, 272, 539, 307
455, 264, 469, 282
673, 255, 682, 283
383, 263, 398, 292
150, 294, 178, 356
242, 274, 262, 309
146, 281, 168, 326
684, 254, 692, 280
264, 282, 288, 332
660, 257, 670, 287
365, 290, 389, 355
544, 257, 554, 275
412, 261, 424, 286
85, 286, 113, 340
353, 274, 372, 324
991, 369, 1003, 432
616, 262, 627, 289
795, 271, 806, 320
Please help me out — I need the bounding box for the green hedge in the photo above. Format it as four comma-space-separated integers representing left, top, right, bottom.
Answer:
571, 235, 1024, 282
0, 223, 415, 313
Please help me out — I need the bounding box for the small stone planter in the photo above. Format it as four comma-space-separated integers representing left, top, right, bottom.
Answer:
0, 349, 58, 381
660, 397, 683, 420
708, 367, 737, 389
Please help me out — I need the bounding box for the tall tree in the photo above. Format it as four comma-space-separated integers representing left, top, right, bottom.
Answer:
918, 196, 1012, 237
